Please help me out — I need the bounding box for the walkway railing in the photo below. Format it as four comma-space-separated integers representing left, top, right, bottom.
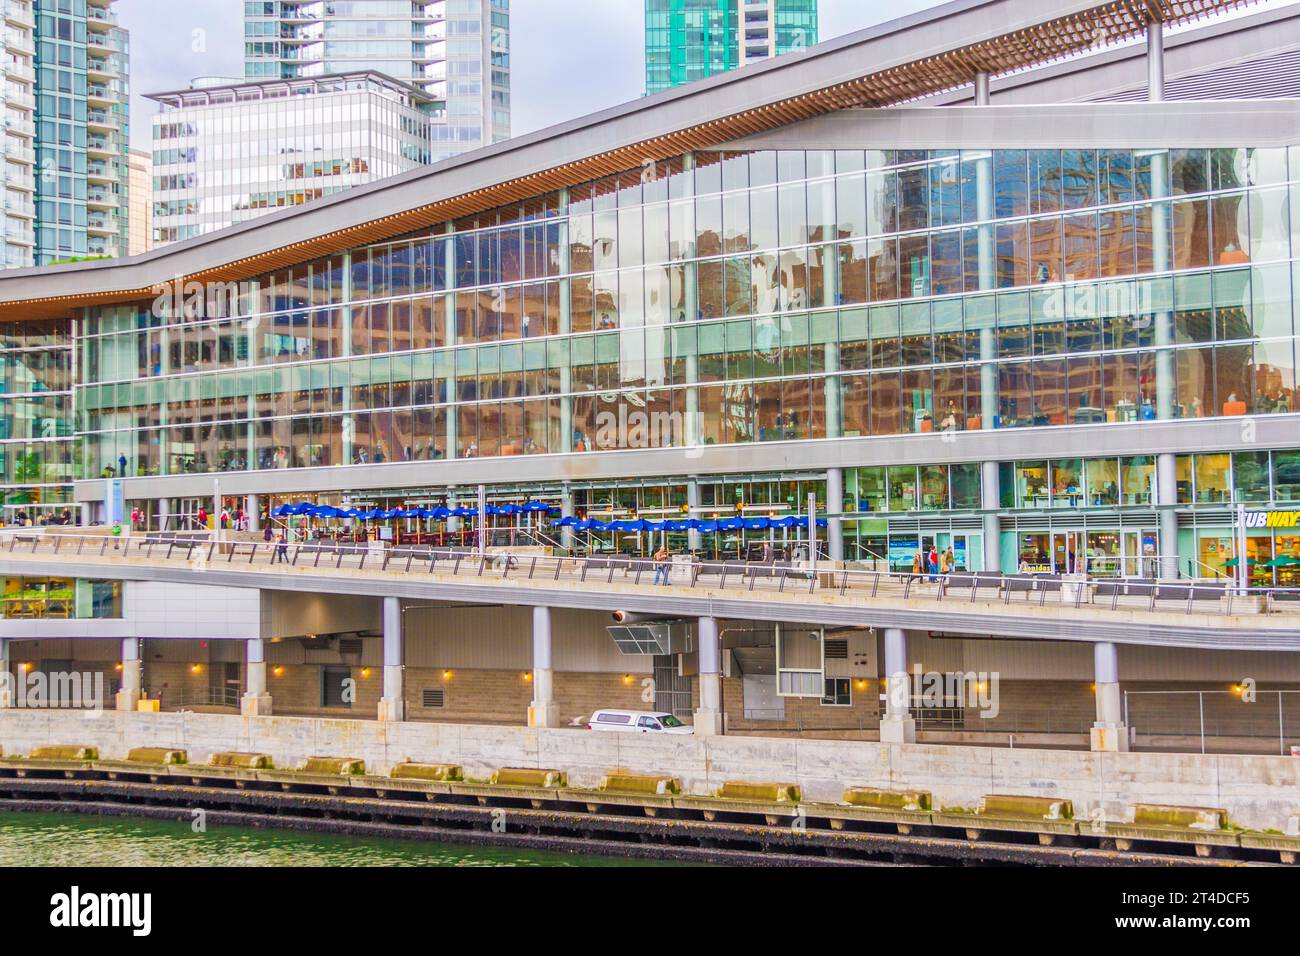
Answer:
8, 531, 1300, 619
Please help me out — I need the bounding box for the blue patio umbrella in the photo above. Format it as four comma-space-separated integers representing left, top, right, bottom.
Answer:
553, 515, 580, 528
523, 501, 553, 513
743, 517, 773, 531
613, 518, 655, 532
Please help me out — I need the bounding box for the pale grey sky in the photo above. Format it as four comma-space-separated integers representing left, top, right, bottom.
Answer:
115, 0, 945, 150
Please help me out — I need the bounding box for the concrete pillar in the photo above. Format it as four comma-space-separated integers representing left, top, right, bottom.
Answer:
1091, 642, 1129, 752
247, 494, 260, 533
116, 637, 141, 711
157, 498, 170, 532
981, 461, 1002, 573
826, 467, 844, 563
212, 479, 222, 541
879, 628, 916, 744
560, 484, 574, 551
687, 478, 702, 553
241, 638, 272, 716
0, 639, 11, 708
378, 596, 404, 721
529, 606, 560, 728
694, 616, 723, 736
447, 488, 461, 534
973, 70, 990, 106
1157, 453, 1179, 579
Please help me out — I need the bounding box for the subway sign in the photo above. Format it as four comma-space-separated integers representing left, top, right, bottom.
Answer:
1244, 510, 1300, 529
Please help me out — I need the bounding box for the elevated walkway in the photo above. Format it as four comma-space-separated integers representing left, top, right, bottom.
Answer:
3, 532, 1299, 650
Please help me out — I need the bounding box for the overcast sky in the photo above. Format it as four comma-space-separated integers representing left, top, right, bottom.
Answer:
116, 0, 946, 150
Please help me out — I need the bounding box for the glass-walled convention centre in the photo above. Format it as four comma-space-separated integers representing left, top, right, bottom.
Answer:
61, 142, 1300, 577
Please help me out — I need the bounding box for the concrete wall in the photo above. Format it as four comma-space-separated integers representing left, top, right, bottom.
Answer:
2, 709, 1299, 831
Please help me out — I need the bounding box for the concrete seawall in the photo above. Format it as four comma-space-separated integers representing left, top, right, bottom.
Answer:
2, 710, 1298, 831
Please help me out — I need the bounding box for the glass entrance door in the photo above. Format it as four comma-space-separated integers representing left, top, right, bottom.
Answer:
1051, 532, 1083, 574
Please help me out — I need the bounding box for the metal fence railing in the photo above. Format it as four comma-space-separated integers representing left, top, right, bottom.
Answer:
7, 531, 1300, 619
1124, 689, 1300, 755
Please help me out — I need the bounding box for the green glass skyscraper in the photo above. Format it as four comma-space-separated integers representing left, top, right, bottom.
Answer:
645, 0, 818, 95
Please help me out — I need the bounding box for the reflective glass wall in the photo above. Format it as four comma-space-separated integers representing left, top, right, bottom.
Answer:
76, 146, 1300, 478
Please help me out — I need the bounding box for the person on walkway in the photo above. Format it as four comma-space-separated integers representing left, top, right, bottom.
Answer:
653, 544, 672, 586
944, 546, 956, 576
927, 545, 940, 582
262, 525, 274, 544
273, 530, 289, 564
912, 550, 924, 579
196, 506, 208, 530
939, 547, 951, 576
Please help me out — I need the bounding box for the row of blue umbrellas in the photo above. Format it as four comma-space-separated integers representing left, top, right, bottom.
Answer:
273, 501, 559, 521
553, 515, 828, 533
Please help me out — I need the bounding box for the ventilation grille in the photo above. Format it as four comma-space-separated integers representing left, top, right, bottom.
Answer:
338, 638, 363, 656
824, 639, 849, 660
1098, 48, 1300, 103
422, 689, 444, 708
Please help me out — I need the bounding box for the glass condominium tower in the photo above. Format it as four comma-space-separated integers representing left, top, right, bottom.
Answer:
31, 0, 130, 265
645, 0, 818, 95
244, 0, 511, 161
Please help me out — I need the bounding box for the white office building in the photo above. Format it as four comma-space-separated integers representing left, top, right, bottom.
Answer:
244, 0, 510, 161
148, 72, 433, 245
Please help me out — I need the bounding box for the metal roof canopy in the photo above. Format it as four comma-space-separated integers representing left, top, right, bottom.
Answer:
0, 0, 1259, 320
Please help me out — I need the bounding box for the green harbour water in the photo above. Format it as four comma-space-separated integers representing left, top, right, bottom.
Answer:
0, 810, 663, 867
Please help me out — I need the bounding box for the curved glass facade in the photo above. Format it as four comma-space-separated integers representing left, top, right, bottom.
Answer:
75, 146, 1299, 477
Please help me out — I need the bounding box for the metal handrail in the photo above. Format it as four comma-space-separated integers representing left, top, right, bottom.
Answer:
7, 531, 1300, 618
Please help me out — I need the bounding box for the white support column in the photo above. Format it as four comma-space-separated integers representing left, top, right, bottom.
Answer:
687, 478, 702, 554
694, 616, 723, 736
1157, 453, 1179, 579
880, 628, 916, 744
247, 494, 260, 533
826, 467, 844, 563
242, 638, 271, 716
1147, 20, 1165, 103
156, 498, 170, 532
378, 596, 404, 721
529, 606, 560, 728
116, 637, 141, 711
972, 69, 1001, 574
1091, 641, 1129, 752
560, 484, 574, 551
1143, 19, 1179, 581
0, 639, 11, 708
212, 478, 222, 543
